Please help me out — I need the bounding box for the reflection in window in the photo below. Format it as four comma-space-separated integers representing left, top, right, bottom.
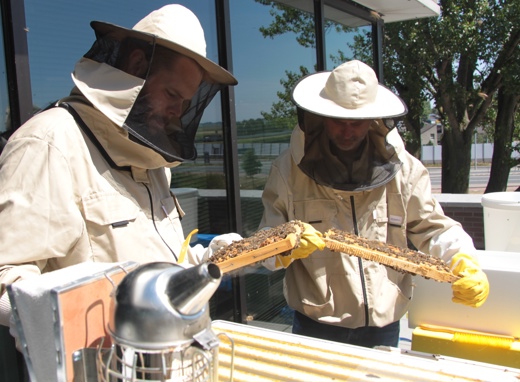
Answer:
231, 0, 373, 327
232, 0, 315, 236
325, 20, 371, 70
17, 0, 376, 327
0, 14, 9, 135
23, 0, 230, 237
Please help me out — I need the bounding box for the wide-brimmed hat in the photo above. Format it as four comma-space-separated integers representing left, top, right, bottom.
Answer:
292, 60, 406, 119
90, 4, 237, 85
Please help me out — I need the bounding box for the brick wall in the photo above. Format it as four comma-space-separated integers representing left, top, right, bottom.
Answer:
435, 194, 485, 250
442, 205, 485, 250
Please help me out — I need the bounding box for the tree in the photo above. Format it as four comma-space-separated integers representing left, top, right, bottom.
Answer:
356, 0, 520, 192
255, 0, 353, 130
427, 1, 519, 193
260, 66, 310, 129
256, 0, 520, 193
242, 149, 263, 187
486, 83, 520, 192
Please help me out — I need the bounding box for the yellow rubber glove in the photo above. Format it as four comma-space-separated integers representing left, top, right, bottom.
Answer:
450, 253, 490, 308
275, 222, 326, 268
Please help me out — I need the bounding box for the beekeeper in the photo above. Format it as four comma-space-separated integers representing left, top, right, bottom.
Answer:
260, 60, 489, 348
0, 5, 241, 328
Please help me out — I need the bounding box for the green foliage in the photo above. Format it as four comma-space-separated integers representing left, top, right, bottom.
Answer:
260, 66, 310, 125
233, 118, 293, 139
171, 170, 267, 191
255, 0, 520, 192
242, 149, 263, 178
380, 0, 520, 192
170, 171, 227, 189
254, 0, 353, 125
255, 0, 352, 48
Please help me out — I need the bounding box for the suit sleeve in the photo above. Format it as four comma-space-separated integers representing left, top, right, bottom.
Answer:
404, 160, 476, 263
0, 135, 84, 293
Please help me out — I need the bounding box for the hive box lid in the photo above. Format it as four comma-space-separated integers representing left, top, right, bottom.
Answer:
408, 250, 520, 337
212, 320, 520, 381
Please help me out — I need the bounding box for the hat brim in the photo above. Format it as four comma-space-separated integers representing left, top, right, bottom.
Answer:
91, 21, 237, 86
292, 71, 407, 119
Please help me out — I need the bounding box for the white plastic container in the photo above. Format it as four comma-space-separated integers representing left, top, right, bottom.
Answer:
481, 192, 520, 252
408, 250, 520, 337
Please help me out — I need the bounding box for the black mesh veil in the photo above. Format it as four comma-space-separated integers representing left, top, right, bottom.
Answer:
83, 35, 123, 67
124, 80, 223, 163
83, 35, 224, 163
295, 108, 402, 191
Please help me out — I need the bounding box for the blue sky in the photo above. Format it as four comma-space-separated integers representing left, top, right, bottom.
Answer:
23, 0, 356, 121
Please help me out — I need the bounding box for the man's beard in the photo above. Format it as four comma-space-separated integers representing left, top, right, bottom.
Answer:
125, 92, 184, 160
130, 92, 169, 138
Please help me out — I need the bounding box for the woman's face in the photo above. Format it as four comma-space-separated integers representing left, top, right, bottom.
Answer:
323, 118, 372, 153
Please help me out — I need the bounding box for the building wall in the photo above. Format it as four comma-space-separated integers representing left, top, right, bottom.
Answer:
445, 206, 485, 250
435, 194, 485, 250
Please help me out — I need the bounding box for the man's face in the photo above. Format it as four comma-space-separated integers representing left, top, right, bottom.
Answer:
133, 54, 204, 136
324, 118, 371, 153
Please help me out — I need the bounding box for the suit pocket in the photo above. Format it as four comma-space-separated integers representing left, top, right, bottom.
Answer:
294, 199, 337, 232
82, 192, 139, 227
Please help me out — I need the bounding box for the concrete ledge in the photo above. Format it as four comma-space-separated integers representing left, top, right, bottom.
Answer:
433, 193, 483, 208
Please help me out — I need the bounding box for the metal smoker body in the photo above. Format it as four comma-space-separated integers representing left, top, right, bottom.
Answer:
97, 262, 222, 382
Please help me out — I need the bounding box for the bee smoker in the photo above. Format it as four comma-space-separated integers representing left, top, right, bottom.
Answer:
97, 261, 222, 382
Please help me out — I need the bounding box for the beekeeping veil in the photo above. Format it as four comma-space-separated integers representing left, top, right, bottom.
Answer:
291, 60, 408, 191
73, 4, 237, 163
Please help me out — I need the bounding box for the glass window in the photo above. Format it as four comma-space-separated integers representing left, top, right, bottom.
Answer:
23, 1, 229, 232
231, 0, 315, 236
229, 0, 318, 328
23, 0, 235, 319
25, 1, 222, 108
324, 15, 372, 70
231, 0, 374, 328
0, 9, 9, 135
20, 0, 375, 329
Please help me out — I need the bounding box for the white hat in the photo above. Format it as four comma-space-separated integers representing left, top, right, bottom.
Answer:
90, 4, 237, 85
292, 60, 406, 119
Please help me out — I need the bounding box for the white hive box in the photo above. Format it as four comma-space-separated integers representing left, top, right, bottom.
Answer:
408, 250, 520, 367
408, 250, 520, 337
